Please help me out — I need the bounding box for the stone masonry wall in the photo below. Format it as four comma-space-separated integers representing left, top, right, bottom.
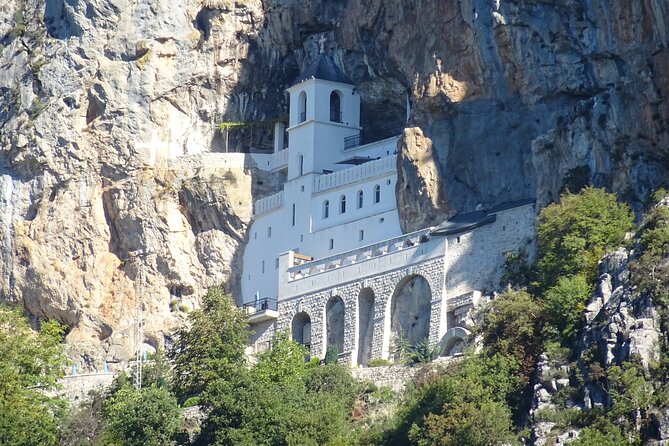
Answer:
444, 203, 536, 299
276, 257, 445, 363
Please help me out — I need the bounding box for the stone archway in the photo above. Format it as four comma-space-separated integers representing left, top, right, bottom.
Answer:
390, 275, 431, 348
326, 296, 345, 354
357, 288, 375, 366
291, 312, 311, 348
439, 327, 470, 357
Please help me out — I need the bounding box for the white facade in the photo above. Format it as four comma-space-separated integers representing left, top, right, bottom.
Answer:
240, 55, 537, 365
242, 65, 403, 303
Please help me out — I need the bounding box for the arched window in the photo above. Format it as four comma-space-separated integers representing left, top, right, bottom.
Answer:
330, 91, 342, 123
357, 190, 364, 209
323, 200, 329, 219
298, 154, 304, 176
298, 91, 307, 123
374, 185, 381, 203
340, 195, 346, 214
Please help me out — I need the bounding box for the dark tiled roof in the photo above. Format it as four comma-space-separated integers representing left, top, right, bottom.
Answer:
428, 198, 535, 237
293, 54, 353, 85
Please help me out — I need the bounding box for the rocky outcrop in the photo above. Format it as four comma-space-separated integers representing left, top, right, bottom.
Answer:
2, 0, 669, 366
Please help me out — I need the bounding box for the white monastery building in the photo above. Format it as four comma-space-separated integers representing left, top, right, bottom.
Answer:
240, 53, 536, 365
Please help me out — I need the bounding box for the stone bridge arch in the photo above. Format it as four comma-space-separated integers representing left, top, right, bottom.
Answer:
356, 288, 375, 366
439, 326, 470, 357
291, 312, 312, 350
325, 296, 345, 356
389, 274, 432, 350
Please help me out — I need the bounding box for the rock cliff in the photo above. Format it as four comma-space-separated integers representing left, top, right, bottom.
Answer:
1, 0, 668, 367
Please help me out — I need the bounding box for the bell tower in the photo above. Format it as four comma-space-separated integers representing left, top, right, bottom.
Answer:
285, 51, 361, 180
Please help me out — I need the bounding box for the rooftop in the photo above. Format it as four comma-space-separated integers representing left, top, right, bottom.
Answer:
293, 54, 353, 85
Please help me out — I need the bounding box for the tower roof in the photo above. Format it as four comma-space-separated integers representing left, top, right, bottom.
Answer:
293, 54, 353, 86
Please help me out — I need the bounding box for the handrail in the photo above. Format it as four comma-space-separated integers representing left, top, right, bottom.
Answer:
243, 297, 278, 312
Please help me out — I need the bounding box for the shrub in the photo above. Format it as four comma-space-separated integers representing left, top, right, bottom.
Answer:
325, 344, 340, 365
367, 358, 392, 368
407, 340, 442, 365
542, 275, 592, 345
536, 187, 633, 289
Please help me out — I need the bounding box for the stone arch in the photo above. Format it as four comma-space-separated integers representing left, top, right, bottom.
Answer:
298, 91, 307, 122
330, 90, 342, 122
357, 288, 375, 366
326, 296, 345, 354
439, 327, 470, 357
291, 312, 312, 348
390, 274, 431, 348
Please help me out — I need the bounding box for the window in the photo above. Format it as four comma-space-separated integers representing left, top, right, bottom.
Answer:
267, 227, 272, 238
323, 200, 329, 219
254, 232, 257, 240
340, 195, 346, 214
330, 91, 342, 123
357, 190, 364, 209
298, 91, 307, 123
261, 260, 265, 273
359, 230, 364, 241
329, 238, 334, 250
298, 154, 304, 176
374, 185, 381, 203
292, 203, 296, 226
275, 258, 279, 269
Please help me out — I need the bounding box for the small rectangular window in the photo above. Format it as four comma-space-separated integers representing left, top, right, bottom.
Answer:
261, 260, 265, 273
359, 230, 364, 241
329, 238, 334, 250
300, 234, 304, 242
292, 204, 296, 226
267, 227, 272, 238
456, 236, 461, 243
275, 258, 279, 269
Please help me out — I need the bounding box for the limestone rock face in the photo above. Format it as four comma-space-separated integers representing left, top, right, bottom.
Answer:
1, 0, 669, 367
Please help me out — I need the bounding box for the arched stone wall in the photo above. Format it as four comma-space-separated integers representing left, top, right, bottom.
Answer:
291, 312, 312, 348
439, 326, 470, 357
390, 274, 432, 348
325, 296, 345, 354
357, 288, 375, 366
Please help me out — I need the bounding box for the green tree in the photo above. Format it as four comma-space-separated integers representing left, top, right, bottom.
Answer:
253, 331, 308, 385
103, 385, 182, 446
477, 289, 543, 380
543, 275, 592, 345
536, 187, 633, 289
169, 287, 249, 400
0, 306, 66, 446
412, 400, 518, 446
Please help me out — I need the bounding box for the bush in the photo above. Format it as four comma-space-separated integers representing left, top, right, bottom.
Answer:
104, 385, 182, 446
542, 275, 592, 345
407, 340, 442, 365
536, 187, 633, 289
367, 358, 392, 368
325, 344, 340, 365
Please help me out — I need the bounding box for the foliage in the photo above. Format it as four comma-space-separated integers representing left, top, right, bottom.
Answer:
631, 205, 669, 305
380, 353, 522, 446
168, 286, 249, 401
606, 362, 656, 419
536, 187, 633, 289
477, 289, 543, 380
0, 306, 66, 446
252, 331, 308, 385
407, 340, 442, 365
59, 391, 107, 446
367, 358, 392, 367
410, 400, 518, 446
500, 248, 535, 289
103, 385, 182, 446
325, 344, 340, 365
197, 355, 357, 446
542, 275, 592, 345
569, 419, 630, 446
